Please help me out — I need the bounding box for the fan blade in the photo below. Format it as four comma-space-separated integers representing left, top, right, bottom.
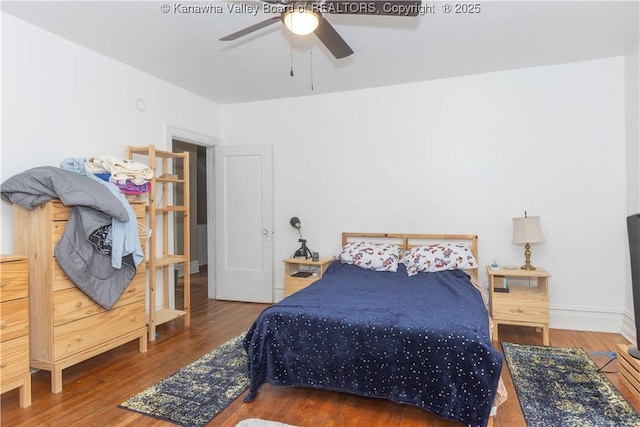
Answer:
314, 17, 354, 59
322, 1, 422, 16
219, 16, 281, 41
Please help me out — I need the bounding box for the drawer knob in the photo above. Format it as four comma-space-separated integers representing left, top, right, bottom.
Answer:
75, 301, 82, 308
0, 280, 5, 288
130, 316, 137, 322
75, 335, 84, 342
0, 320, 6, 328
517, 308, 524, 313
0, 361, 7, 368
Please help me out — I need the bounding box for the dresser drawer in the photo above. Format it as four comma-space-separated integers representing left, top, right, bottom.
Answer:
53, 274, 145, 326
53, 230, 147, 253
52, 222, 147, 250
52, 208, 146, 249
0, 259, 28, 302
492, 294, 549, 323
50, 201, 145, 219
1, 335, 29, 381
52, 262, 75, 292
0, 299, 29, 342
52, 254, 146, 294
52, 300, 145, 360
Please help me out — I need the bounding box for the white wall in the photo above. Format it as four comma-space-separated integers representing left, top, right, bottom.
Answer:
1, 14, 222, 253
2, 12, 633, 335
623, 41, 640, 343
222, 56, 628, 333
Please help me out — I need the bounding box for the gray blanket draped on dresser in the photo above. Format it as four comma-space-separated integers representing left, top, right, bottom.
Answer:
1, 166, 136, 309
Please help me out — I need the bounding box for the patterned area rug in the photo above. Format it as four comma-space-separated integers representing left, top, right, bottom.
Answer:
119, 332, 249, 427
503, 342, 640, 427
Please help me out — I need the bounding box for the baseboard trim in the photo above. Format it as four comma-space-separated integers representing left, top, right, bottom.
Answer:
176, 260, 200, 278
550, 304, 624, 333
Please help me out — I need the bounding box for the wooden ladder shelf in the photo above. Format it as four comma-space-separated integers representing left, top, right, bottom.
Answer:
126, 144, 191, 342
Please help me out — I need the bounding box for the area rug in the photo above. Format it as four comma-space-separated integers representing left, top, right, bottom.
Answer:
119, 332, 249, 427
502, 342, 640, 427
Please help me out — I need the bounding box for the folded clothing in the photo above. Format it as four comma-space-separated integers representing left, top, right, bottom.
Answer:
86, 155, 153, 185
115, 180, 150, 194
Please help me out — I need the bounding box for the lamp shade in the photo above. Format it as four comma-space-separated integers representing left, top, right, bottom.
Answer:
282, 9, 320, 35
512, 215, 545, 244
289, 216, 301, 229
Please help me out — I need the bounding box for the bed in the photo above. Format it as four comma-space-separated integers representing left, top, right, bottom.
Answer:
243, 233, 505, 427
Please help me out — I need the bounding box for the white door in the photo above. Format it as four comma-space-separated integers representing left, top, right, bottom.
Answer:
215, 144, 273, 302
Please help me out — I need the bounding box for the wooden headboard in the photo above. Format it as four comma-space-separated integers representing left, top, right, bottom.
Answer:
341, 232, 479, 275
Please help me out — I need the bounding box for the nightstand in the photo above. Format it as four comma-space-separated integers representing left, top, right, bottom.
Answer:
283, 257, 334, 297
487, 266, 551, 345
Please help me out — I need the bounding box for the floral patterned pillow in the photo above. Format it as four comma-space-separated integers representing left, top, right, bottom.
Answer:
401, 244, 477, 276
339, 242, 401, 272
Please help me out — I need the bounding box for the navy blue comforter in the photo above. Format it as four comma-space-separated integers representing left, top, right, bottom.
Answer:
244, 261, 502, 427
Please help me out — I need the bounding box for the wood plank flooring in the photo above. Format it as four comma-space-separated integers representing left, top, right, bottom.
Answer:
2, 267, 639, 426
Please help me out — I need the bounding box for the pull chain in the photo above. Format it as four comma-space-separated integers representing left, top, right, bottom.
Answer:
289, 29, 294, 77
310, 51, 314, 90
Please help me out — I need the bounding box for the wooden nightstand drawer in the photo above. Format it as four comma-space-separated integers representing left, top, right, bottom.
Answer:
285, 276, 320, 296
1, 299, 29, 342
492, 294, 549, 323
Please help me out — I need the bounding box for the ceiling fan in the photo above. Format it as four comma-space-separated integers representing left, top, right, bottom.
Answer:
219, 0, 422, 59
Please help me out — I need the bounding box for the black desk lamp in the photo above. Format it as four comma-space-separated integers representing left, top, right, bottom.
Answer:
290, 216, 313, 259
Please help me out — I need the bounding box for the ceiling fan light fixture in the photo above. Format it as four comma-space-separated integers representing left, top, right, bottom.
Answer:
282, 9, 320, 36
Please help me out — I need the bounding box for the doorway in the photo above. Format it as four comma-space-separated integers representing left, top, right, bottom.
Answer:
172, 141, 206, 274
167, 126, 220, 300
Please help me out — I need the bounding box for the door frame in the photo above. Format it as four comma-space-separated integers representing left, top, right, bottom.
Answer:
166, 125, 221, 299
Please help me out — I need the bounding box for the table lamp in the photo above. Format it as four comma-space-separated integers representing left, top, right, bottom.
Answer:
290, 216, 313, 259
512, 211, 545, 270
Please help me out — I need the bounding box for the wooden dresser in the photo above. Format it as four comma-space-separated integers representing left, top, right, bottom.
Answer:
13, 201, 148, 393
0, 255, 31, 407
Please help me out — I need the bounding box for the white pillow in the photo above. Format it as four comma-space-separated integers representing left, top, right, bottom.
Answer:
401, 244, 477, 276
339, 242, 401, 272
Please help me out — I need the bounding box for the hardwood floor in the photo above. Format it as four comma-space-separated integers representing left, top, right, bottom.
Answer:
2, 268, 639, 426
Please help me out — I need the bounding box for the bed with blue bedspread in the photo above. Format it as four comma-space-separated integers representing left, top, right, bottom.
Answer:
243, 233, 504, 427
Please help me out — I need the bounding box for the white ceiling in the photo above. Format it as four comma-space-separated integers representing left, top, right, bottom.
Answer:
2, 1, 639, 104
